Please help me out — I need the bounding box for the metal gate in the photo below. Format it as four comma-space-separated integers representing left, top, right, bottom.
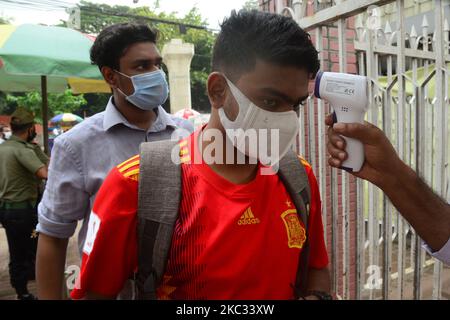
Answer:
280, 0, 450, 299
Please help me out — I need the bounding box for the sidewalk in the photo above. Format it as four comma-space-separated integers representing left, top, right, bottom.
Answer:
0, 224, 81, 300
0, 223, 448, 300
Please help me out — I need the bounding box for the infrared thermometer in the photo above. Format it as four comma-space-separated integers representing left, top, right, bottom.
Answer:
314, 71, 369, 172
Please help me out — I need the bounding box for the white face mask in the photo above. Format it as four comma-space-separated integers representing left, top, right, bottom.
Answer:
4, 131, 11, 140
219, 77, 300, 166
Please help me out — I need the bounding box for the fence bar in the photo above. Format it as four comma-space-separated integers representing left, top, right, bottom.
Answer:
413, 85, 424, 299
355, 44, 367, 300
308, 96, 317, 173
330, 169, 339, 295
382, 23, 396, 299
395, 0, 407, 299
337, 16, 351, 300
431, 0, 446, 301
353, 41, 450, 61
382, 87, 394, 299
365, 15, 379, 299
299, 0, 395, 31
329, 19, 339, 298
298, 103, 306, 156
315, 26, 328, 247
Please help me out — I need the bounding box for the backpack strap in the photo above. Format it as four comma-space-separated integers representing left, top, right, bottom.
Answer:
278, 149, 311, 299
135, 139, 181, 300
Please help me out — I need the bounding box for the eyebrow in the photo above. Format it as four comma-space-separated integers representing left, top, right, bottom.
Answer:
132, 57, 163, 65
262, 88, 310, 106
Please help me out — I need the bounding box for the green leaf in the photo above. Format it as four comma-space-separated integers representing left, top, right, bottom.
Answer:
5, 90, 87, 124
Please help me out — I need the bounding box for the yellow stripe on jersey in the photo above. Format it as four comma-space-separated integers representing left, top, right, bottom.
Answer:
179, 139, 190, 163
117, 154, 139, 170
123, 168, 140, 179
118, 160, 140, 173
119, 138, 191, 180
298, 156, 311, 169
126, 173, 139, 181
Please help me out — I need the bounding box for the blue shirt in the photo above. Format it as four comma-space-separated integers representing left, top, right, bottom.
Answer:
37, 98, 193, 252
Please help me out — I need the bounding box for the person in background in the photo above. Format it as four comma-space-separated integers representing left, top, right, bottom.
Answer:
0, 108, 49, 300
36, 23, 193, 300
0, 123, 12, 144
326, 115, 450, 265
0, 123, 5, 143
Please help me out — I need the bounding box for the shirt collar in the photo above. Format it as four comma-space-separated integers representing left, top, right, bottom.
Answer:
9, 134, 27, 145
103, 97, 178, 132
149, 105, 178, 133
103, 97, 133, 131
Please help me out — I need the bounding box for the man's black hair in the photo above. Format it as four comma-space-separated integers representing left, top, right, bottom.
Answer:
212, 10, 320, 80
90, 23, 158, 71
11, 122, 33, 134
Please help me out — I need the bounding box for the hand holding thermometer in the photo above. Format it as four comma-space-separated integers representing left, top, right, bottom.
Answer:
314, 71, 369, 172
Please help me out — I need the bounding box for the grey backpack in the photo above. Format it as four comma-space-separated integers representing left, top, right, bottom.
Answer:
135, 140, 311, 300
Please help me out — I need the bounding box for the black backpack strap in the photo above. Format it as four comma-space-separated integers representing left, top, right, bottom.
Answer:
278, 150, 311, 299
135, 139, 181, 300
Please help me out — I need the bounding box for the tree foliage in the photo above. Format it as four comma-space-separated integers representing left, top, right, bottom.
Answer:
5, 90, 87, 124
0, 15, 12, 24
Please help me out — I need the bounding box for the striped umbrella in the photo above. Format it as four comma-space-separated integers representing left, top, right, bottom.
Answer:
0, 24, 110, 153
0, 24, 109, 94
50, 113, 84, 124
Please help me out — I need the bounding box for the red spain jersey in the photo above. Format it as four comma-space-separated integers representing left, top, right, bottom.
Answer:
70, 128, 328, 300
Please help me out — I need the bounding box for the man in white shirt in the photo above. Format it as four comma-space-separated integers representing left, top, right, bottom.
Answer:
326, 115, 450, 265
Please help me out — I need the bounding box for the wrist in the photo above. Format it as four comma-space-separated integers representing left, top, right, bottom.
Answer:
375, 158, 409, 191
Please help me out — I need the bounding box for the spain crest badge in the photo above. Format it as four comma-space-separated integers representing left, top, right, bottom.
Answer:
281, 209, 306, 249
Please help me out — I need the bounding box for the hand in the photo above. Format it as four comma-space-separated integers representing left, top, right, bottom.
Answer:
325, 114, 405, 188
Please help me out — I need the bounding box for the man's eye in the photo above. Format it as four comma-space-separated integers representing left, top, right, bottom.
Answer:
263, 99, 277, 108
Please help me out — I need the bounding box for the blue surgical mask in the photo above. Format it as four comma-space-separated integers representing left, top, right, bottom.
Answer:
115, 69, 169, 110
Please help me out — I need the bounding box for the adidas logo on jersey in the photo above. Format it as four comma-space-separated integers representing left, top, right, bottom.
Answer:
237, 207, 260, 225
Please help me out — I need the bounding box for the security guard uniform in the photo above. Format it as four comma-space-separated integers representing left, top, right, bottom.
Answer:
0, 108, 49, 299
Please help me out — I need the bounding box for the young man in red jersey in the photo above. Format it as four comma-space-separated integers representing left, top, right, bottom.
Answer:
71, 10, 331, 300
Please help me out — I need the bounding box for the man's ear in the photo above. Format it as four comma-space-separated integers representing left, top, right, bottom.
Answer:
207, 72, 227, 110
101, 66, 118, 88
